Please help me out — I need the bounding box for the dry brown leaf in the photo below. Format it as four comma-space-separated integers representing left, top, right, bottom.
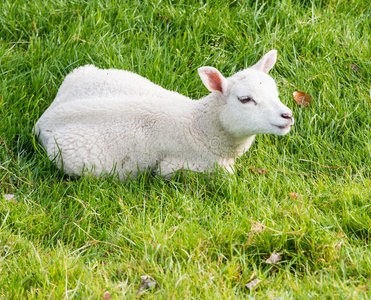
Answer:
265, 251, 282, 265
350, 63, 359, 72
247, 221, 265, 244
250, 168, 268, 174
293, 91, 311, 107
289, 192, 303, 199
251, 221, 265, 234
245, 278, 262, 290
136, 275, 157, 295
103, 291, 111, 300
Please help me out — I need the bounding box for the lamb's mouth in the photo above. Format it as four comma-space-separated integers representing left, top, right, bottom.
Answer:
272, 124, 291, 130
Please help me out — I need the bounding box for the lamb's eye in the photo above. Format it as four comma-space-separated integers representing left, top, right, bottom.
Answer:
238, 96, 254, 104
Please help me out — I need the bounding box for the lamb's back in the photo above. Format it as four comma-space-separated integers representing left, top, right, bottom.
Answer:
51, 65, 182, 107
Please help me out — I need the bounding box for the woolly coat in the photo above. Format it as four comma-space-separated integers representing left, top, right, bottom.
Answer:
35, 65, 254, 179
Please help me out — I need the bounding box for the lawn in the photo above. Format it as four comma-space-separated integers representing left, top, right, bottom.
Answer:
0, 0, 370, 298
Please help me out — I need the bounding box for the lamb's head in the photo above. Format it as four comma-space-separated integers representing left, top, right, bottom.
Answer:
198, 50, 294, 139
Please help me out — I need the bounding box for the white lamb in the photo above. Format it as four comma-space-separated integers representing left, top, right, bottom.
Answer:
35, 50, 294, 180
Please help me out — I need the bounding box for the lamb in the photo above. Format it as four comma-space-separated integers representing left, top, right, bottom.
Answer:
34, 50, 294, 180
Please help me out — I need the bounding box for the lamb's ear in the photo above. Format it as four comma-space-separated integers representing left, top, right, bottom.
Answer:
198, 67, 228, 94
251, 50, 277, 73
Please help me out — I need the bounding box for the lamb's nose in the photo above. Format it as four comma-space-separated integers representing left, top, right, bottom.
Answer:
281, 113, 292, 120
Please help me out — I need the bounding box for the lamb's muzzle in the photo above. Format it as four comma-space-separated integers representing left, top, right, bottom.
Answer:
281, 113, 293, 120
35, 49, 294, 180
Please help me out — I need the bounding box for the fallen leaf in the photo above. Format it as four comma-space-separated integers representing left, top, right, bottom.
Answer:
289, 192, 302, 199
293, 91, 311, 107
265, 251, 282, 265
136, 275, 157, 295
250, 168, 268, 174
350, 63, 359, 71
103, 291, 111, 300
245, 278, 262, 290
251, 221, 265, 233
247, 221, 265, 244
3, 194, 14, 201
3, 194, 17, 203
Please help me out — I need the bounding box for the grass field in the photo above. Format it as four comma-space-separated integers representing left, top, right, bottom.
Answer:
1, 0, 370, 298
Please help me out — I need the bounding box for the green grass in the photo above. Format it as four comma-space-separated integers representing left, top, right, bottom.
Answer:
1, 0, 370, 298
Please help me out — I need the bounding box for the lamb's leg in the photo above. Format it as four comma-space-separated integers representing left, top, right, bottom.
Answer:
156, 158, 217, 179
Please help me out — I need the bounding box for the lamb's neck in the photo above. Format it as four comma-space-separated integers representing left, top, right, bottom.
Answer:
194, 94, 255, 157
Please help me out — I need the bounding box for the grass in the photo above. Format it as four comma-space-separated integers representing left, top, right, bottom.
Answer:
0, 0, 370, 298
